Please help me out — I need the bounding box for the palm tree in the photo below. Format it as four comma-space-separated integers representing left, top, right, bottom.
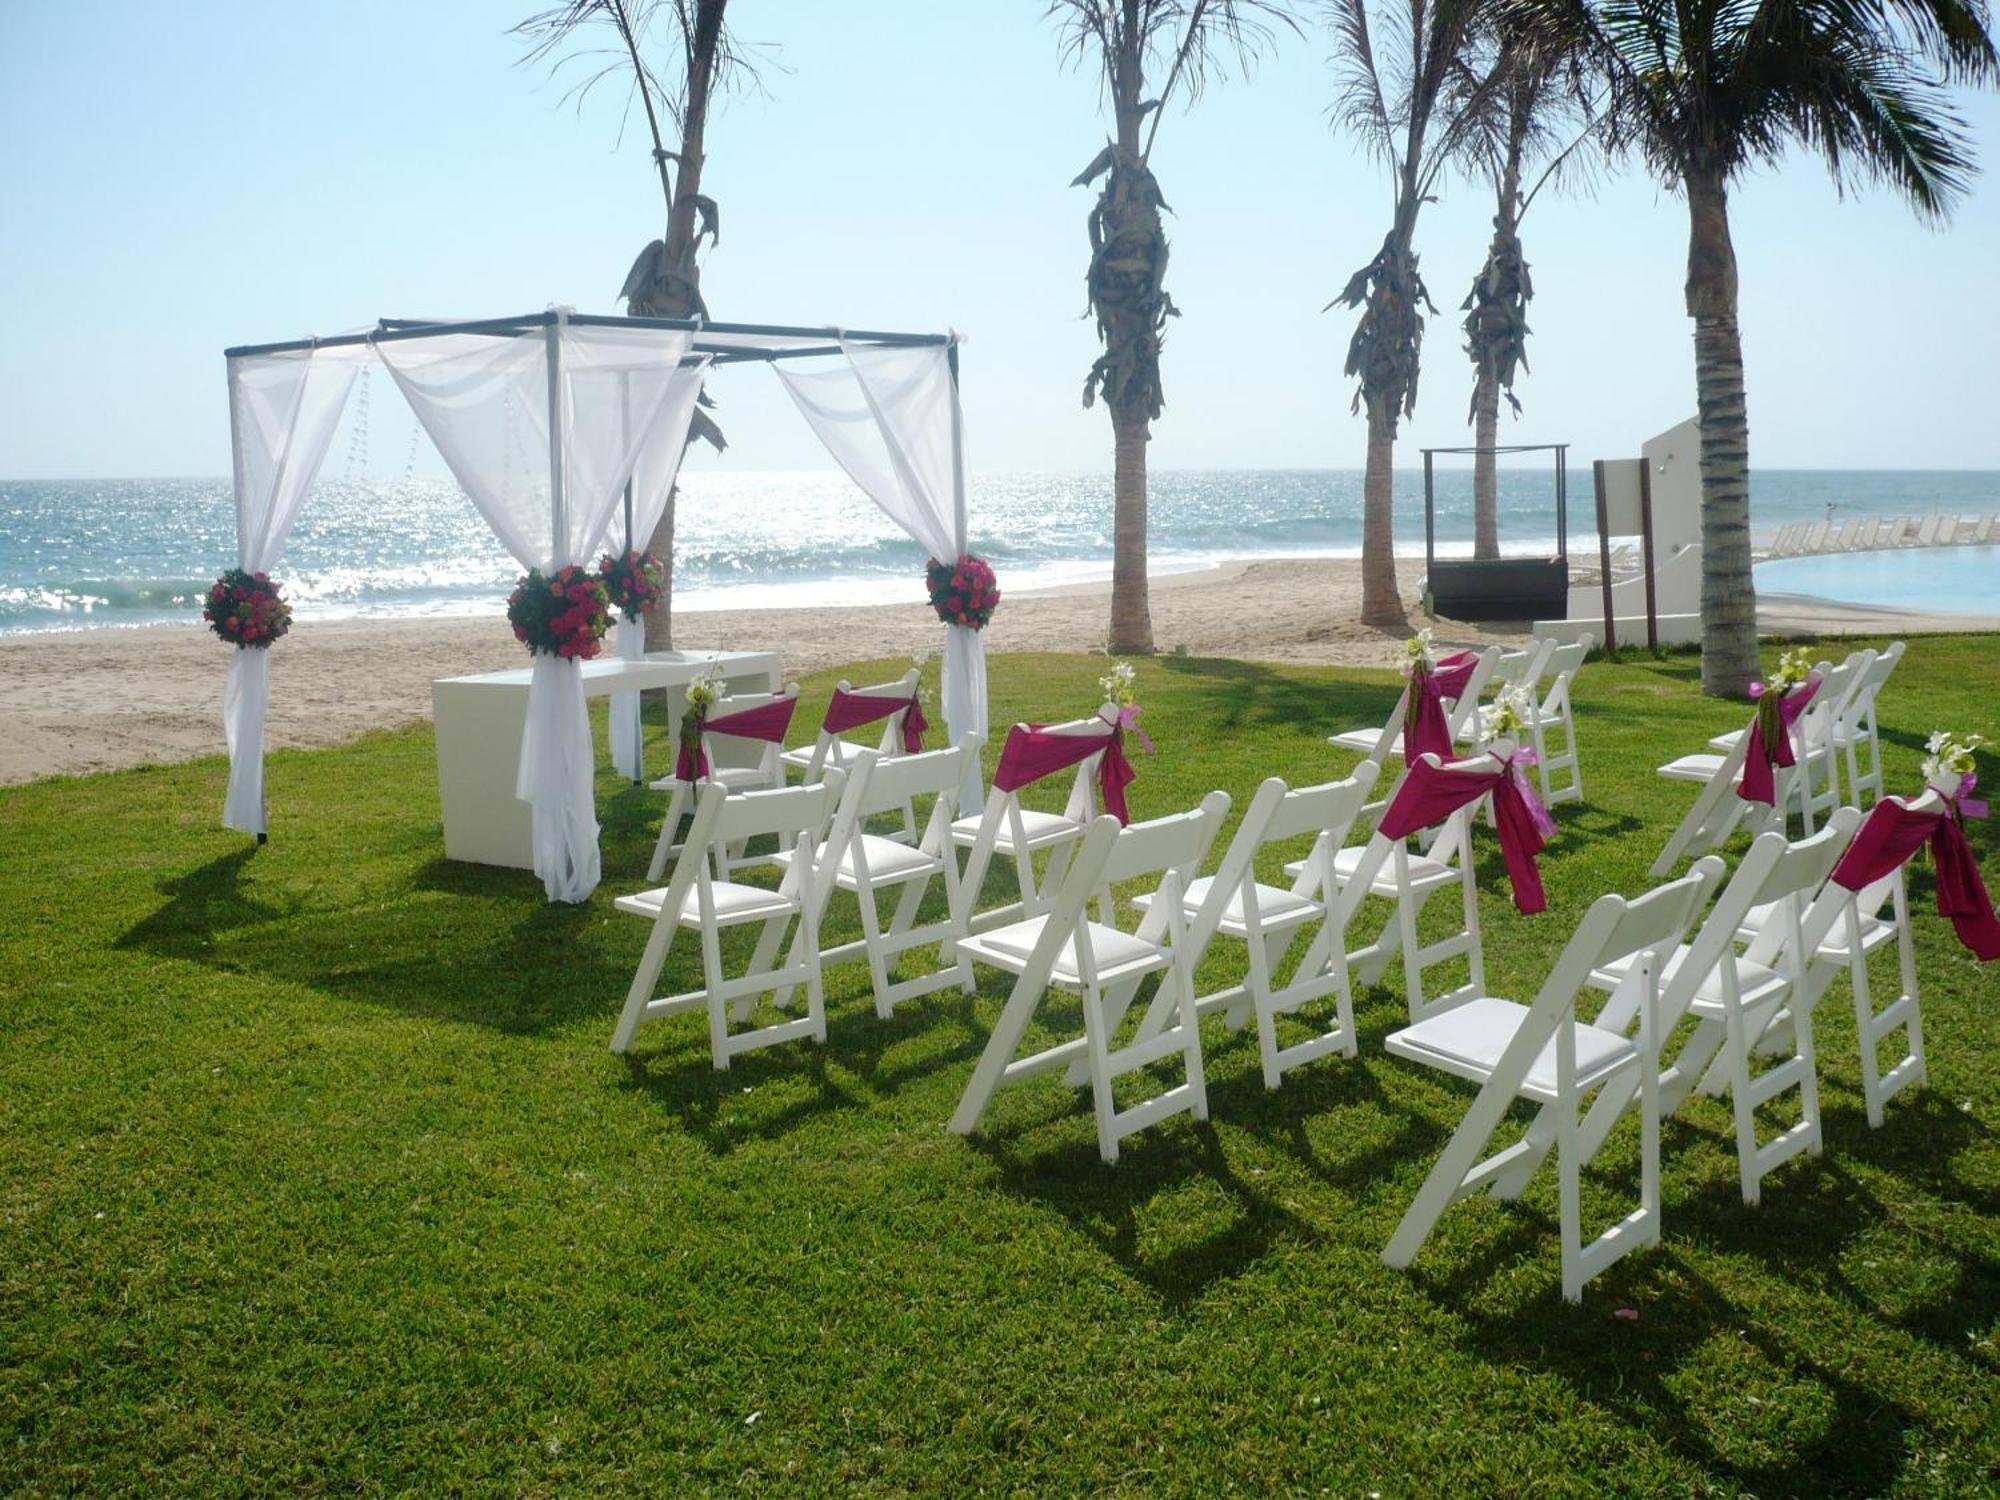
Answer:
1329, 0, 1507, 624
1459, 32, 1594, 558
1053, 0, 1296, 654
515, 0, 752, 649
1528, 0, 1996, 694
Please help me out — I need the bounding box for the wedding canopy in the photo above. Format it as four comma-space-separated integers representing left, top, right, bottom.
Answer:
220, 309, 985, 902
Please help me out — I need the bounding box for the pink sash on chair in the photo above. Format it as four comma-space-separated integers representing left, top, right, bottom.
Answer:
992, 722, 1135, 825
1402, 651, 1478, 764
1828, 780, 2000, 961
1738, 678, 1821, 806
1378, 752, 1553, 913
676, 696, 799, 783
821, 687, 927, 753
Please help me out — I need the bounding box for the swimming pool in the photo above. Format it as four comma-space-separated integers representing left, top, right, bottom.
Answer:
1757, 545, 2000, 615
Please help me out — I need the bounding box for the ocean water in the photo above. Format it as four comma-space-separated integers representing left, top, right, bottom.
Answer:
2, 467, 1995, 633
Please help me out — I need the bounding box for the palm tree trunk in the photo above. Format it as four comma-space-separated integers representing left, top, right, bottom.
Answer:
1110, 408, 1155, 653
1471, 368, 1500, 559
1684, 167, 1758, 696
1361, 404, 1404, 626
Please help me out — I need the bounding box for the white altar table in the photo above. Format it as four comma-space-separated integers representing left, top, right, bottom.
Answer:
433, 649, 782, 870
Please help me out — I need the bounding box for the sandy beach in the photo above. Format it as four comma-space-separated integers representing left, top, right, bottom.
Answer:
3, 557, 1994, 787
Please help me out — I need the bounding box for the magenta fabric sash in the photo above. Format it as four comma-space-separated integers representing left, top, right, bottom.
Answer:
1400, 652, 1476, 764
1378, 754, 1549, 913
1738, 678, 1821, 806
676, 696, 799, 782
1829, 783, 2000, 961
991, 722, 1133, 825
821, 688, 927, 753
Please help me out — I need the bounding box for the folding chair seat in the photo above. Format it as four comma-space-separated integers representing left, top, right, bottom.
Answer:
781, 668, 925, 839
1586, 811, 1862, 1206
1330, 647, 1502, 766
951, 709, 1128, 931
645, 682, 803, 880
611, 775, 844, 1067
1131, 764, 1381, 1088
769, 738, 980, 1019
949, 793, 1231, 1163
1381, 860, 1722, 1302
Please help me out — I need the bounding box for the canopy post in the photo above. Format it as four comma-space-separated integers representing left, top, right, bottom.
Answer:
545, 318, 566, 565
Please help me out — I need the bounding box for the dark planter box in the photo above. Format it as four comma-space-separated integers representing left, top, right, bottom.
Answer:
1426, 556, 1568, 622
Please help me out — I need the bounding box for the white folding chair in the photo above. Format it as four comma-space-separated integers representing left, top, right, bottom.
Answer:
1527, 635, 1590, 806
1311, 754, 1491, 1025
1744, 790, 1942, 1127
1587, 811, 1862, 1205
951, 710, 1117, 931
781, 668, 924, 840
1330, 646, 1503, 767
771, 738, 981, 1020
1456, 638, 1557, 746
1651, 669, 1825, 874
645, 681, 802, 881
1708, 651, 1871, 831
949, 793, 1231, 1163
1132, 764, 1381, 1088
611, 775, 844, 1068
1382, 860, 1723, 1302
1833, 641, 1903, 807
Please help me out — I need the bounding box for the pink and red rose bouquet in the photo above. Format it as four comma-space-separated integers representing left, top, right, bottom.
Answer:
507, 564, 611, 661
203, 568, 292, 648
926, 554, 1001, 630
597, 548, 666, 621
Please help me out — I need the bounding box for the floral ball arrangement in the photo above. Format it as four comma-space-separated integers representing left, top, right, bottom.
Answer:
597, 548, 666, 621
203, 568, 292, 648
507, 564, 611, 661
926, 554, 1001, 629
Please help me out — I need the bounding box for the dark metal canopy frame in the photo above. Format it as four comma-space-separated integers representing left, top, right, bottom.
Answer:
1420, 443, 1570, 624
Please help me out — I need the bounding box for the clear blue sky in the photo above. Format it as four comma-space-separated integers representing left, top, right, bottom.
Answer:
2, 0, 1997, 480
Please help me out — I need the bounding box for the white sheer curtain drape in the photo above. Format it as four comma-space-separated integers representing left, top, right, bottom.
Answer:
221, 346, 360, 836
376, 315, 696, 900
774, 339, 985, 800
609, 359, 712, 780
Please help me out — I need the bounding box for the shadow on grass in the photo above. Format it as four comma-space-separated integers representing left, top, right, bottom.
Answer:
115, 846, 301, 964
612, 1039, 874, 1157
1417, 1094, 1999, 1497
1155, 655, 1394, 740
971, 1115, 1321, 1311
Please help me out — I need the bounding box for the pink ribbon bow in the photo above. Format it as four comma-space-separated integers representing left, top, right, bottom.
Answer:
1379, 753, 1549, 914
821, 687, 927, 754
992, 721, 1135, 826
1829, 776, 2000, 961
1738, 678, 1821, 807
676, 695, 799, 783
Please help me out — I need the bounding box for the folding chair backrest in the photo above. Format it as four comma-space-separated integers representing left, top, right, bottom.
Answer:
1490, 637, 1557, 697
710, 775, 844, 847
804, 668, 922, 778
1561, 859, 1726, 1018
704, 681, 801, 776
1802, 651, 1871, 748
1743, 806, 1864, 963
854, 736, 975, 818
1262, 763, 1382, 847
1844, 640, 1903, 724
1541, 638, 1590, 705
1099, 791, 1231, 888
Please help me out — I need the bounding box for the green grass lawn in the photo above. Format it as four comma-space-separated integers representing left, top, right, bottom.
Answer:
3, 638, 1998, 1495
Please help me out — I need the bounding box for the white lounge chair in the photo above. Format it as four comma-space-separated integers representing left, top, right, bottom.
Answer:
1381, 859, 1722, 1302
949, 793, 1231, 1163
